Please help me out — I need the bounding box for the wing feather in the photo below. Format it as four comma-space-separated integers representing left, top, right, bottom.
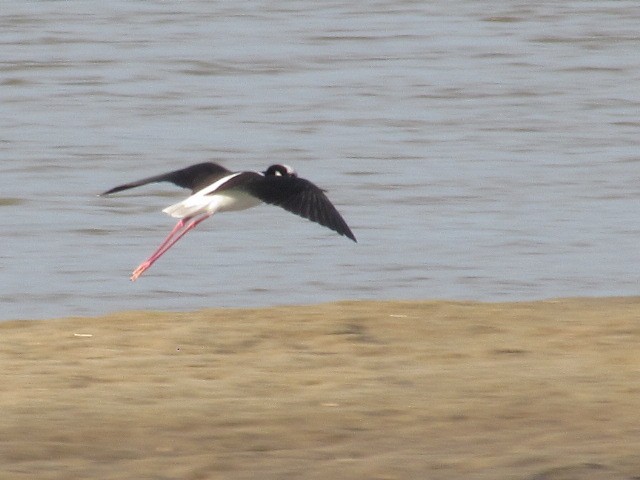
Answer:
237, 176, 357, 242
100, 162, 230, 196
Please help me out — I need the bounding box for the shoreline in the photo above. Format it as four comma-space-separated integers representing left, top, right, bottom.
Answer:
2, 297, 639, 479
3, 294, 637, 324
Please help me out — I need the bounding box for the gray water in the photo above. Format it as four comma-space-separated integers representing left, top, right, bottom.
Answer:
1, 1, 639, 320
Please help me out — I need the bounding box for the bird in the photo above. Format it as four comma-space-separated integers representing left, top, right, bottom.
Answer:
100, 162, 356, 281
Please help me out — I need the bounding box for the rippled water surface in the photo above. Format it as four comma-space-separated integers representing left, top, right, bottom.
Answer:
1, 1, 639, 320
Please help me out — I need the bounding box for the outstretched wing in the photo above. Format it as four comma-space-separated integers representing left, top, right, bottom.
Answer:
100, 162, 231, 196
232, 174, 357, 242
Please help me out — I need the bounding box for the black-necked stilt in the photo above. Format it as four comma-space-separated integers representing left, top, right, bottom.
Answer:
101, 162, 356, 281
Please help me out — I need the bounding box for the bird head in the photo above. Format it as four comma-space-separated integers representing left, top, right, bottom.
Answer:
264, 164, 297, 177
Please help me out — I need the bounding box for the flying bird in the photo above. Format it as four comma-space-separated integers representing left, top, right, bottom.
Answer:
100, 162, 356, 281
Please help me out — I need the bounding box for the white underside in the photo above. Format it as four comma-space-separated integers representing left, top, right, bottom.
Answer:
162, 173, 262, 219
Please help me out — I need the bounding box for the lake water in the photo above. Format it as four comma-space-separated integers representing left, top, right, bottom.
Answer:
1, 1, 639, 320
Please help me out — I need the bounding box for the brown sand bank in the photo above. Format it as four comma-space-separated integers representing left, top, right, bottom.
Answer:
1, 298, 640, 479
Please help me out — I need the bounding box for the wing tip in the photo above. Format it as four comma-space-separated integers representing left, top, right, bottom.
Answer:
99, 187, 121, 196
344, 230, 357, 243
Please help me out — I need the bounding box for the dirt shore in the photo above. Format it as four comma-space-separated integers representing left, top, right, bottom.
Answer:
2, 298, 640, 479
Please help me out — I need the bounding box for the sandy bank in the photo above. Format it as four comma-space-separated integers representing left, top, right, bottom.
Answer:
2, 298, 640, 479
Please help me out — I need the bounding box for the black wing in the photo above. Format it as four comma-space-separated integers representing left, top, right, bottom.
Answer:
230, 174, 357, 242
99, 162, 231, 196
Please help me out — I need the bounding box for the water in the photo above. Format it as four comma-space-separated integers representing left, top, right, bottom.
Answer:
1, 1, 639, 320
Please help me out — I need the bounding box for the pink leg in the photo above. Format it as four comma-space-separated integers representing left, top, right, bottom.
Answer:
130, 213, 212, 281
143, 217, 189, 262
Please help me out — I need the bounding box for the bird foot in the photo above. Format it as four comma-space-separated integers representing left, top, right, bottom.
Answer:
130, 261, 151, 282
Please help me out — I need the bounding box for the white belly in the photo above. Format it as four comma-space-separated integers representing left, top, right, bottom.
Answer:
163, 191, 261, 219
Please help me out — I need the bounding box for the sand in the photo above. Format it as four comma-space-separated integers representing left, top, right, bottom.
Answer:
1, 298, 640, 479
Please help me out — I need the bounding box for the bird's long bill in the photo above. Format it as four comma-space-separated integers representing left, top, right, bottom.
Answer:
130, 214, 211, 281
